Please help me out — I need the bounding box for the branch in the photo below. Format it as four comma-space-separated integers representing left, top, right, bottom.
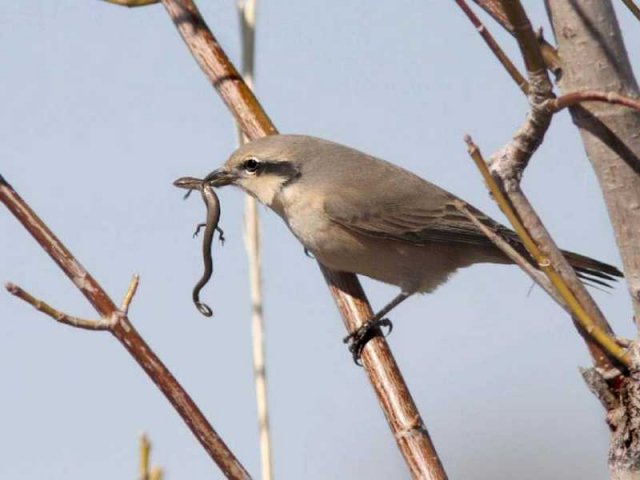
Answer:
454, 0, 528, 94
0, 175, 251, 479
548, 90, 640, 113
620, 0, 640, 22
471, 0, 562, 75
6, 283, 112, 331
102, 0, 160, 7
453, 201, 564, 306
152, 0, 447, 477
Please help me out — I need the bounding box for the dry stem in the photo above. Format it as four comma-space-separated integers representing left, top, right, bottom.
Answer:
471, 0, 562, 75
235, 1, 274, 479
454, 0, 528, 94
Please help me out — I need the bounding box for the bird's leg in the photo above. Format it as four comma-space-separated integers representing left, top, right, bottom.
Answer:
343, 291, 412, 364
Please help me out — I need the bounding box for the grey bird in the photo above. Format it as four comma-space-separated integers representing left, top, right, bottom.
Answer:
204, 134, 621, 354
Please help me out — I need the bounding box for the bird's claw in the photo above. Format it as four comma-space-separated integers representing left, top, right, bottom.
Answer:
343, 317, 393, 365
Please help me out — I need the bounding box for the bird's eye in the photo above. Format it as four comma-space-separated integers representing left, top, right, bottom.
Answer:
243, 157, 260, 174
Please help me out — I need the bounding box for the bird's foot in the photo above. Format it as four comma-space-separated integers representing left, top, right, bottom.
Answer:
343, 317, 393, 365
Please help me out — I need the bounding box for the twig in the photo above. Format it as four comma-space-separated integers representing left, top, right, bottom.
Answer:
471, 0, 562, 75
453, 201, 564, 306
102, 0, 160, 6
454, 0, 528, 94
620, 0, 640, 22
0, 174, 251, 479
235, 1, 274, 479
139, 433, 151, 480
139, 433, 164, 480
122, 274, 140, 313
5, 283, 112, 331
548, 90, 640, 113
153, 0, 447, 477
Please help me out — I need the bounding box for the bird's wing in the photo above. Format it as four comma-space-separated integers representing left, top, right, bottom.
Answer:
323, 184, 514, 247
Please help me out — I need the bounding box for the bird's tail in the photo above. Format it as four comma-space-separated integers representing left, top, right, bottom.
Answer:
560, 249, 623, 288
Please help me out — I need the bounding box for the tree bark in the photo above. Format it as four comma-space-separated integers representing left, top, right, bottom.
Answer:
546, 0, 640, 321
546, 1, 640, 477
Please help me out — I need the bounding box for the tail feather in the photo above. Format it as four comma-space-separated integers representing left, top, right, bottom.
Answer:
560, 249, 623, 288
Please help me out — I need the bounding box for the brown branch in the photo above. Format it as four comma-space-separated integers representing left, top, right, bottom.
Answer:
0, 174, 251, 479
6, 283, 112, 331
620, 0, 640, 22
454, 0, 528, 94
471, 0, 562, 76
548, 90, 640, 114
155, 0, 447, 478
102, 0, 160, 6
499, 1, 546, 75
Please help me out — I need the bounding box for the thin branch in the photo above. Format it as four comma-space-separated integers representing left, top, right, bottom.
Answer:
465, 137, 630, 368
122, 274, 140, 313
5, 283, 112, 331
453, 201, 564, 306
102, 0, 160, 6
471, 0, 562, 76
620, 0, 640, 22
139, 433, 151, 480
454, 0, 528, 94
0, 174, 251, 479
548, 90, 640, 113
235, 1, 274, 479
155, 0, 447, 477
499, 1, 546, 75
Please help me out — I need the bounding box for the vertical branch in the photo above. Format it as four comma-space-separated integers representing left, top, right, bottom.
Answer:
546, 0, 640, 323
235, 1, 274, 479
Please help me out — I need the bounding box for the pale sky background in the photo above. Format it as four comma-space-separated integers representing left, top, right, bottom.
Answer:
2, 2, 639, 479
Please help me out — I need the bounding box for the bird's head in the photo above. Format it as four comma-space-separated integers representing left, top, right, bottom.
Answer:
205, 135, 307, 206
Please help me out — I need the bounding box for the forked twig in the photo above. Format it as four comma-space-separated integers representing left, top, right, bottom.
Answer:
0, 173, 251, 479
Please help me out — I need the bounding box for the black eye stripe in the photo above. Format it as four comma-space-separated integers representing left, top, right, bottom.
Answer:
239, 159, 300, 181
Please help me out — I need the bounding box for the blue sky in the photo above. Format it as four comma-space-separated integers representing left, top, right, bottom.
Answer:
2, 2, 639, 478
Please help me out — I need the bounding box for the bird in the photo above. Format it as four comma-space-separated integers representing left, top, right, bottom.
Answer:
203, 134, 622, 357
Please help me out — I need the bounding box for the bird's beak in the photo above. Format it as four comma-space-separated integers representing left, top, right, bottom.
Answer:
204, 168, 235, 187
